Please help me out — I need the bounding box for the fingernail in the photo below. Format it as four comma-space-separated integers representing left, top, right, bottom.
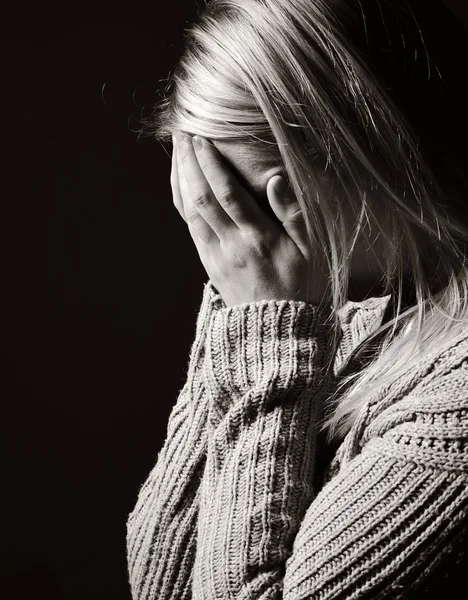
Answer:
192, 135, 203, 150
176, 133, 190, 146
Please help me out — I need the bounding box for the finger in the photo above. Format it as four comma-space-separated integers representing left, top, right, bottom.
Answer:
192, 136, 275, 232
177, 134, 236, 240
171, 138, 186, 221
267, 175, 311, 259
177, 138, 219, 245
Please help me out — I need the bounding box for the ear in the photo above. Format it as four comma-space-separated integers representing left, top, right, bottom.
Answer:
267, 175, 311, 259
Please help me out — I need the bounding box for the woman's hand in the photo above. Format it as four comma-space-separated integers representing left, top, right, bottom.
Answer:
171, 133, 330, 308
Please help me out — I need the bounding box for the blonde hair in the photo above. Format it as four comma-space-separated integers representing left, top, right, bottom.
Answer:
140, 0, 468, 444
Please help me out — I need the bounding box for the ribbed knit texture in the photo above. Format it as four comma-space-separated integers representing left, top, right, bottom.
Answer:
126, 280, 468, 600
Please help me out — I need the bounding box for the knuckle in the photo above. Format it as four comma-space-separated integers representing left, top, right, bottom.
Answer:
217, 187, 235, 205
185, 207, 200, 223
244, 230, 273, 259
192, 192, 210, 208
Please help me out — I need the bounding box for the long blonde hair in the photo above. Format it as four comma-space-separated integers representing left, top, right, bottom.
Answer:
139, 0, 468, 444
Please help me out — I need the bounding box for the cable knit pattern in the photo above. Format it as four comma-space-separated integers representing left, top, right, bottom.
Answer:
126, 280, 468, 600
333, 294, 393, 375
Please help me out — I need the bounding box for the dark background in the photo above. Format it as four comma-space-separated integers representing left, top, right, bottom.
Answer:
4, 2, 204, 599
4, 2, 468, 599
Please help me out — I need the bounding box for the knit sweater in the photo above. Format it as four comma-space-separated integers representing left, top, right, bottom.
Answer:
126, 280, 468, 600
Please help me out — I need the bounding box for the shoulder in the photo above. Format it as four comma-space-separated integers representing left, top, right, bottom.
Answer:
359, 327, 468, 475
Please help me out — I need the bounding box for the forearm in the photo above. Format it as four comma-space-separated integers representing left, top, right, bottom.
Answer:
192, 297, 334, 599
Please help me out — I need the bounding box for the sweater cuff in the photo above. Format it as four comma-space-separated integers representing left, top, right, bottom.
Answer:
203, 287, 333, 413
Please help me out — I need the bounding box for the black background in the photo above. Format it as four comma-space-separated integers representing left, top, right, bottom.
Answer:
4, 2, 204, 599
4, 2, 468, 599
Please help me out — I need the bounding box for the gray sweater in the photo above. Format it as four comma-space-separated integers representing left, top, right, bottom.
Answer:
126, 280, 468, 599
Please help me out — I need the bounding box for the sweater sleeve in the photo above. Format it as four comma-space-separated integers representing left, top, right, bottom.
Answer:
282, 358, 468, 600
192, 296, 335, 599
192, 304, 468, 599
126, 280, 226, 600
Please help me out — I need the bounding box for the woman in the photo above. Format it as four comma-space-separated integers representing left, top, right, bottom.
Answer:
126, 1, 468, 598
